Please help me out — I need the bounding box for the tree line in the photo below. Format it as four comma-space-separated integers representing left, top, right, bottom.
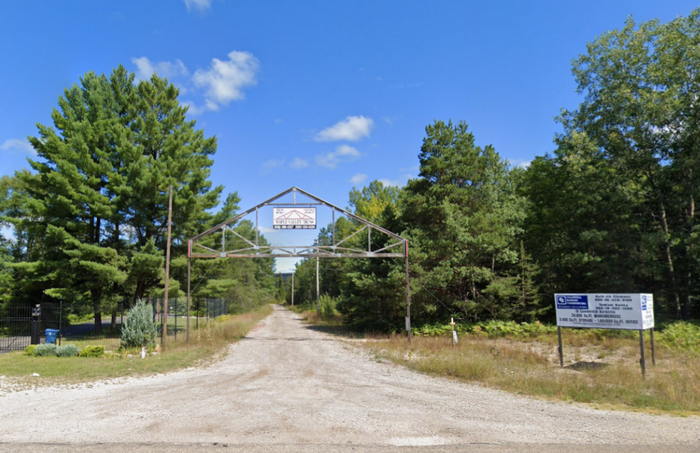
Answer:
291, 10, 700, 330
1, 10, 697, 333
0, 68, 276, 332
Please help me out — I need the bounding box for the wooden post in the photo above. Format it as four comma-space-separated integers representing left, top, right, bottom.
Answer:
639, 329, 646, 378
557, 326, 564, 367
162, 185, 173, 348
650, 328, 656, 366
186, 256, 191, 343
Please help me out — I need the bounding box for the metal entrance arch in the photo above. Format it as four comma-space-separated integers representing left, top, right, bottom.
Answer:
186, 186, 411, 338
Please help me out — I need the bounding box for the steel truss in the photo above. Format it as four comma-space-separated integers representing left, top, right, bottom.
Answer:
186, 186, 412, 336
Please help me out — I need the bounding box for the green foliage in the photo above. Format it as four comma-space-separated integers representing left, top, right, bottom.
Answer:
55, 344, 79, 357
34, 343, 57, 357
120, 300, 157, 349
5, 65, 226, 333
317, 294, 339, 320
661, 322, 700, 354
79, 345, 105, 358
413, 320, 556, 338
401, 120, 528, 323
26, 343, 81, 357
548, 10, 700, 319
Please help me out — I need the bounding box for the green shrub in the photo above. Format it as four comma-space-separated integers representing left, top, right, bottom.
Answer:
317, 294, 339, 320
413, 320, 557, 338
120, 299, 158, 349
34, 343, 57, 356
23, 344, 37, 356
79, 345, 105, 358
661, 321, 700, 354
55, 344, 79, 357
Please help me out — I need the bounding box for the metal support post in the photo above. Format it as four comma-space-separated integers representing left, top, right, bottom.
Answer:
639, 329, 646, 378
186, 257, 191, 343
316, 256, 320, 308
557, 326, 564, 367
650, 328, 656, 366
331, 210, 336, 248
405, 241, 412, 342
291, 272, 295, 306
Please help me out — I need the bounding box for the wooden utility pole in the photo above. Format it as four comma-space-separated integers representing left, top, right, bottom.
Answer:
162, 185, 173, 347
186, 256, 191, 343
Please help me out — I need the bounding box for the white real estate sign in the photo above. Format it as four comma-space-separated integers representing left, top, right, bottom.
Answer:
554, 293, 654, 330
272, 207, 316, 229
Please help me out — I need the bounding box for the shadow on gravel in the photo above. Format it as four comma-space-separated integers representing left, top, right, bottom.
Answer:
240, 336, 338, 342
303, 324, 365, 339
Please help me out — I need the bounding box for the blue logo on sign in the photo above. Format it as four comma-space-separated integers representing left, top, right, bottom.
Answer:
556, 295, 589, 310
641, 295, 648, 311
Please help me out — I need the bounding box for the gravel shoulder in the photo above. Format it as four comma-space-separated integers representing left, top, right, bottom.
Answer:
1, 305, 698, 451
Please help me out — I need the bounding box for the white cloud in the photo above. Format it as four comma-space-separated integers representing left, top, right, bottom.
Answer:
379, 173, 412, 188
184, 0, 212, 12
315, 116, 373, 142
289, 158, 309, 169
379, 178, 401, 187
508, 159, 531, 169
132, 57, 189, 81
193, 51, 259, 111
131, 50, 259, 115
262, 159, 285, 169
350, 173, 368, 185
316, 145, 361, 169
0, 138, 35, 155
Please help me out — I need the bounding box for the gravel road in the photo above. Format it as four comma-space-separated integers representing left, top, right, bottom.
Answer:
1, 305, 699, 452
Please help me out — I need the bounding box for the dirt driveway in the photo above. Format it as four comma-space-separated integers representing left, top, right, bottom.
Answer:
0, 305, 698, 452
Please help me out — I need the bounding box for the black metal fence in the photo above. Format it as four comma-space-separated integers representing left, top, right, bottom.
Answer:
0, 298, 229, 352
0, 302, 62, 353
151, 297, 229, 338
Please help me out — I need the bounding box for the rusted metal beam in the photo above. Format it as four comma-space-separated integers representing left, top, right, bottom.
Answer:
190, 252, 405, 259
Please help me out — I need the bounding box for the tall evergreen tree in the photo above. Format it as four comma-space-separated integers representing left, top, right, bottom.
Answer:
9, 66, 224, 330
401, 120, 526, 322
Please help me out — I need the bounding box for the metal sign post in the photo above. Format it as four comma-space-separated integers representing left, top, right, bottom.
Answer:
639, 329, 646, 378
554, 293, 654, 377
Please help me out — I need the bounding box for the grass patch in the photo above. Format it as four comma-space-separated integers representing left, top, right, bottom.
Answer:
0, 304, 272, 388
288, 301, 344, 326
363, 333, 700, 415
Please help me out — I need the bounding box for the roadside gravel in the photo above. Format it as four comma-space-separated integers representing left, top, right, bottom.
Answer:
0, 305, 698, 452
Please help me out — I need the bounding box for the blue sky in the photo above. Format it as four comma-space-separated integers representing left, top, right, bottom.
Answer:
1, 1, 697, 271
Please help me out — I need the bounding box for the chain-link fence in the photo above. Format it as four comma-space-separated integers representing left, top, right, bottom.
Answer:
151, 297, 230, 338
